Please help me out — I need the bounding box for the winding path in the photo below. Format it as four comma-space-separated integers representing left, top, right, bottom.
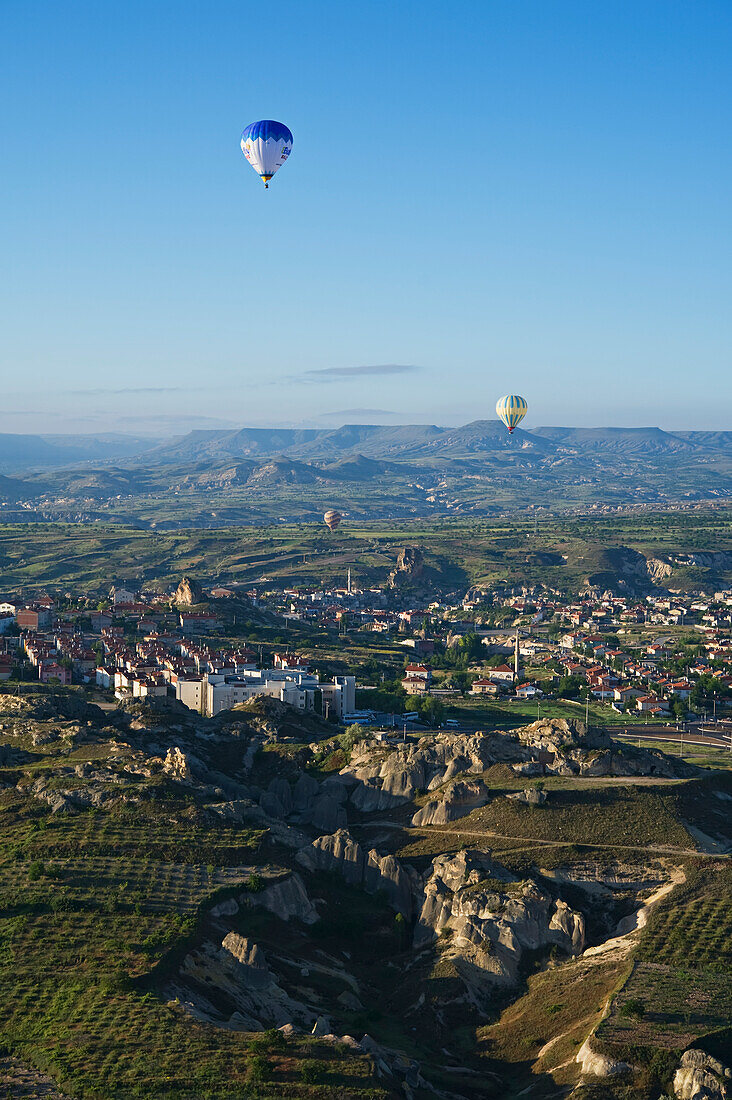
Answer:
358, 820, 729, 860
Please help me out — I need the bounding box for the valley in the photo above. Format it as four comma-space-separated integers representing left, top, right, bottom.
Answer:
1, 423, 731, 528
0, 689, 729, 1099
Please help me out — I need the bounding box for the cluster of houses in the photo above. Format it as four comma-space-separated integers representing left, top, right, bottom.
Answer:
2, 574, 731, 725
371, 585, 732, 717
0, 590, 354, 720
555, 630, 731, 717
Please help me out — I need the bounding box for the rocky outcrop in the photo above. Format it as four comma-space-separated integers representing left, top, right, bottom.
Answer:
674, 1049, 731, 1100
576, 1037, 630, 1077
414, 849, 585, 992
177, 933, 316, 1031
27, 774, 121, 813
310, 793, 347, 832
163, 746, 198, 783
411, 779, 490, 826
251, 873, 319, 925
507, 787, 547, 806
293, 772, 319, 810
513, 718, 676, 779
516, 717, 603, 753
342, 731, 502, 813
296, 829, 415, 917
278, 772, 348, 831
175, 576, 205, 606
668, 551, 732, 570
647, 557, 673, 583
388, 546, 424, 588
28, 777, 75, 814
341, 718, 674, 817
221, 932, 266, 970
260, 776, 293, 818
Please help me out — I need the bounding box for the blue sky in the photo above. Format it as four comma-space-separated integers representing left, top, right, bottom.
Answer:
2, 0, 731, 435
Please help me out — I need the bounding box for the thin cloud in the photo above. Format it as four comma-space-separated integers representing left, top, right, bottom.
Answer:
67, 386, 201, 396
113, 414, 238, 427
322, 408, 399, 417
303, 364, 421, 380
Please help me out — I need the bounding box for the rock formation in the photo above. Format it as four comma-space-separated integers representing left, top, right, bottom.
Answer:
251, 873, 320, 925
673, 1049, 731, 1100
388, 546, 424, 588
296, 829, 415, 917
163, 746, 197, 782
177, 932, 315, 1031
175, 576, 205, 606
507, 787, 547, 806
575, 1037, 630, 1078
411, 779, 490, 826
341, 731, 501, 813
414, 849, 585, 992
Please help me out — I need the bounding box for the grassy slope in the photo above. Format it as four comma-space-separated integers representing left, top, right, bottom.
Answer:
0, 704, 387, 1099
1, 686, 730, 1100
0, 507, 731, 592
598, 864, 732, 1053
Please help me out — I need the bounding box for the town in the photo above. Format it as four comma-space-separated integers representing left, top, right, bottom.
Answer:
2, 560, 730, 741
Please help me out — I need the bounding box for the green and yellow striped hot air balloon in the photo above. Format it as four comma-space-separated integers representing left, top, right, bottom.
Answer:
496, 394, 528, 434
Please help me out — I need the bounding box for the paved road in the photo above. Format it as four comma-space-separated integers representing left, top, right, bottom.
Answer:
609, 726, 731, 750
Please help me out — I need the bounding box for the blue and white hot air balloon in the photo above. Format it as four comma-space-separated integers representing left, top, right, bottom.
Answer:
240, 120, 293, 188
496, 394, 528, 434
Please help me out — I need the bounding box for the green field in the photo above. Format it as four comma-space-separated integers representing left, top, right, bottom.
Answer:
1, 507, 731, 594
0, 699, 386, 1099
598, 865, 732, 1057
1, 677, 730, 1099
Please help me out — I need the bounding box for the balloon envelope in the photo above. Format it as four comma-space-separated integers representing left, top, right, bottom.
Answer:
240, 120, 293, 186
324, 510, 342, 531
496, 395, 528, 434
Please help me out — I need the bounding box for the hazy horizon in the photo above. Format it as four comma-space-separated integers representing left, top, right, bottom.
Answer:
3, 418, 731, 442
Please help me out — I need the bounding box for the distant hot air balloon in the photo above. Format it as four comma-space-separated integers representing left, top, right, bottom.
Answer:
324, 510, 342, 531
496, 395, 528, 434
240, 120, 293, 188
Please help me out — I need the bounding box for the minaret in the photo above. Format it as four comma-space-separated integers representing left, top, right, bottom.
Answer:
514, 632, 520, 681
347, 568, 351, 594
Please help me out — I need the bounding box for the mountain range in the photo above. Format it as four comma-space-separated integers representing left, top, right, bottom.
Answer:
3, 422, 731, 473
0, 422, 730, 525
145, 421, 732, 463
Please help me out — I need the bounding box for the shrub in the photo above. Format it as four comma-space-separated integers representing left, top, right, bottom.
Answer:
338, 723, 368, 753
620, 998, 646, 1019
246, 872, 264, 893
299, 1059, 325, 1084
249, 1028, 286, 1053
247, 1055, 271, 1083
27, 860, 45, 881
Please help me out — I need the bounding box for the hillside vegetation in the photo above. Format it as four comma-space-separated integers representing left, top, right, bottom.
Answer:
0, 688, 730, 1099
2, 422, 732, 523
1, 509, 731, 594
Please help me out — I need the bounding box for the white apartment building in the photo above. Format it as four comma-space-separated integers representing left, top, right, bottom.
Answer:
176, 668, 355, 719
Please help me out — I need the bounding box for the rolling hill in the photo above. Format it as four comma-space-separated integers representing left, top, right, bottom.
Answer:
1, 421, 731, 525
